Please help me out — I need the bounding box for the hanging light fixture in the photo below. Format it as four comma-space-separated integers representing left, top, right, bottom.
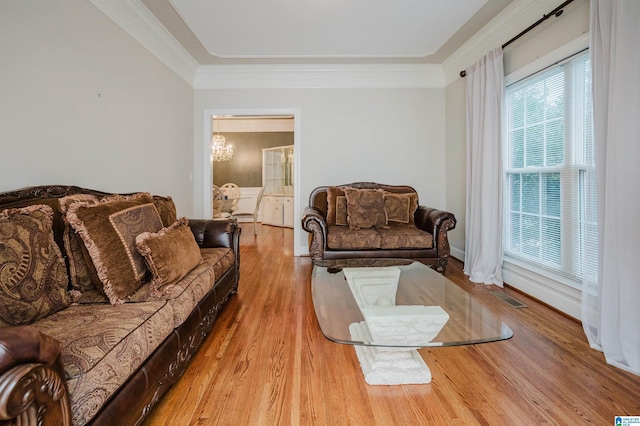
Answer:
211, 119, 233, 162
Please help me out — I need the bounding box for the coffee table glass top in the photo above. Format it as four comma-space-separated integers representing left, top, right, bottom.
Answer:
311, 259, 513, 348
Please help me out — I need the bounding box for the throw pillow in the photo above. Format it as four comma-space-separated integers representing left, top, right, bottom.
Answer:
59, 194, 100, 293
384, 192, 419, 226
326, 186, 346, 225
135, 217, 202, 298
152, 195, 177, 227
0, 205, 70, 326
343, 188, 388, 230
335, 195, 348, 226
67, 193, 163, 305
384, 193, 412, 224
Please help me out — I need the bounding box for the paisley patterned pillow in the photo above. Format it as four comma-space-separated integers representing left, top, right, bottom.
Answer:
384, 192, 418, 225
0, 205, 70, 326
344, 188, 388, 230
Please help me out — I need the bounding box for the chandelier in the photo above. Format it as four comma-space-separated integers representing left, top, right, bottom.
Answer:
211, 123, 233, 162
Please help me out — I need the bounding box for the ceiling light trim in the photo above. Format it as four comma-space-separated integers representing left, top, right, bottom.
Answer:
194, 64, 445, 89
89, 0, 198, 86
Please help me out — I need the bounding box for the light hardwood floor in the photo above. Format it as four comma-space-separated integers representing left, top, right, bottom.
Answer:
144, 223, 640, 425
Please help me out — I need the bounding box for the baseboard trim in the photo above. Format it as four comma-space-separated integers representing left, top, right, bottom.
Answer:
447, 246, 581, 320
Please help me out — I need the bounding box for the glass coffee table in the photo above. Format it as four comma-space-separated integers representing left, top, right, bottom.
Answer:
311, 259, 513, 385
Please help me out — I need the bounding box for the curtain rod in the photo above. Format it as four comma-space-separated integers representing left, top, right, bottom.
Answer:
459, 0, 574, 78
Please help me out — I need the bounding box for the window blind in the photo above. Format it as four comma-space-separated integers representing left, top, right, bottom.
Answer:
504, 51, 594, 285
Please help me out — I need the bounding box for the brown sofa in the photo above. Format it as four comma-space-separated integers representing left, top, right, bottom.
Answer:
301, 182, 456, 272
0, 185, 240, 425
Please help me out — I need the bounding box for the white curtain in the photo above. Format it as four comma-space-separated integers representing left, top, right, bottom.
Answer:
464, 48, 504, 286
582, 0, 640, 376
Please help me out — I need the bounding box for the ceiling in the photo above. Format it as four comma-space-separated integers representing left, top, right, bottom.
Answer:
141, 0, 514, 65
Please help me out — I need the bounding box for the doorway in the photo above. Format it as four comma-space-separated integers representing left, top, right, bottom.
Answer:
202, 109, 301, 256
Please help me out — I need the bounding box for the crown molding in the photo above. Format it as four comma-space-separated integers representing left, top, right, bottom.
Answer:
89, 0, 443, 89
442, 0, 562, 86
89, 0, 198, 86
194, 64, 445, 89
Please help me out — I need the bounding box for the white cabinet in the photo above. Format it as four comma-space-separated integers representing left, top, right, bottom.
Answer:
263, 195, 294, 228
283, 196, 294, 227
262, 145, 294, 228
262, 145, 294, 196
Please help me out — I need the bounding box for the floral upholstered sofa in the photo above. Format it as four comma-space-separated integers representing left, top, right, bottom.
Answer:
301, 182, 456, 272
0, 185, 240, 425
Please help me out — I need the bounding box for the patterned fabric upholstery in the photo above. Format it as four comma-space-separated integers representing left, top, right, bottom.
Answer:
32, 301, 174, 425
27, 247, 235, 424
326, 224, 433, 250
378, 224, 433, 249
0, 205, 70, 326
201, 248, 235, 281
327, 226, 381, 250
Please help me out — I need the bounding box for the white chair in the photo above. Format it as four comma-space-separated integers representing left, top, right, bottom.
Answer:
220, 183, 240, 212
232, 187, 265, 235
213, 185, 230, 218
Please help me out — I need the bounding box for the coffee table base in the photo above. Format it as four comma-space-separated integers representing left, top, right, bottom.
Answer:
349, 322, 432, 385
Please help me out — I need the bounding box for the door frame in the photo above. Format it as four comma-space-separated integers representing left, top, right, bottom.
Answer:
202, 108, 302, 256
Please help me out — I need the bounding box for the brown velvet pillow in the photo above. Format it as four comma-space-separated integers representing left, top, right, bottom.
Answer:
135, 217, 202, 298
344, 188, 388, 230
326, 186, 345, 225
59, 194, 100, 294
67, 193, 163, 305
0, 205, 70, 326
152, 195, 177, 227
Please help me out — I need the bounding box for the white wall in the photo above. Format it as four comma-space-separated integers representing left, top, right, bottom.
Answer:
194, 88, 446, 254
0, 1, 195, 216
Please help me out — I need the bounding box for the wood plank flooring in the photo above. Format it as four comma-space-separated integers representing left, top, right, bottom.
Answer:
144, 223, 640, 425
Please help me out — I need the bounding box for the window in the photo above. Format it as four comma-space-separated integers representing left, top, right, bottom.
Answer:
504, 51, 594, 285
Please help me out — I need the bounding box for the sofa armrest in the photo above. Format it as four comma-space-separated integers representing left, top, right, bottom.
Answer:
189, 218, 241, 280
415, 206, 457, 257
301, 206, 328, 262
0, 326, 71, 425
189, 218, 240, 250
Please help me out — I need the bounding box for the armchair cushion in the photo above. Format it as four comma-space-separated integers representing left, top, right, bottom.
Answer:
378, 224, 433, 249
327, 226, 381, 250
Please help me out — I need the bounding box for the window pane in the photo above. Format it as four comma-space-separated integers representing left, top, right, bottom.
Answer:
546, 71, 564, 120
510, 174, 521, 211
542, 217, 561, 265
510, 129, 524, 168
522, 173, 539, 214
526, 81, 545, 124
510, 90, 525, 128
542, 172, 560, 217
522, 214, 540, 258
546, 120, 564, 166
510, 212, 521, 250
526, 124, 544, 167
